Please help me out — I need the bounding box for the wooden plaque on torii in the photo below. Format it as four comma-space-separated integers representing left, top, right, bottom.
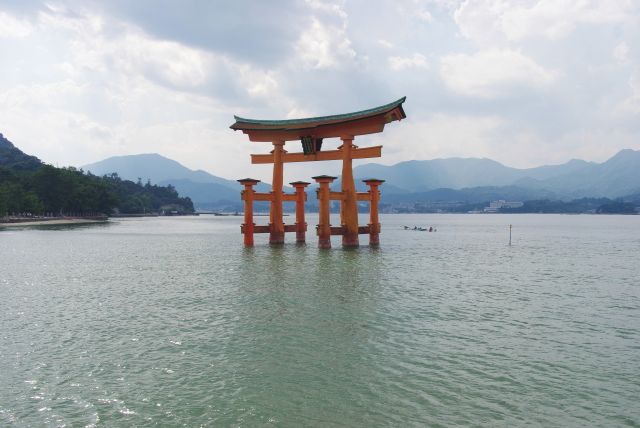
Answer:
231, 97, 406, 248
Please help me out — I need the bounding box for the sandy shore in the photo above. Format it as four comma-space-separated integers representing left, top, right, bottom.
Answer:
0, 218, 109, 227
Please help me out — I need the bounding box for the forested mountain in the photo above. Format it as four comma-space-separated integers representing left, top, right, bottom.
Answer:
83, 153, 273, 209
0, 134, 194, 217
83, 153, 237, 188
0, 133, 42, 171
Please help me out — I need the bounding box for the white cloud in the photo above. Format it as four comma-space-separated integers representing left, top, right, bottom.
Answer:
454, 0, 638, 44
631, 70, 640, 100
295, 17, 356, 69
389, 53, 429, 71
305, 0, 348, 20
28, 7, 212, 90
114, 34, 210, 88
613, 41, 630, 63
375, 113, 640, 170
239, 67, 279, 99
365, 114, 505, 163
396, 0, 438, 22
416, 9, 433, 22
552, 127, 640, 165
0, 11, 34, 38
440, 49, 556, 97
35, 6, 287, 101
1, 0, 639, 180
618, 69, 640, 114
285, 107, 314, 119
0, 6, 292, 181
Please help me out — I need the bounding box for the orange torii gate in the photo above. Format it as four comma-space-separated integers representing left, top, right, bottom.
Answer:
231, 97, 406, 248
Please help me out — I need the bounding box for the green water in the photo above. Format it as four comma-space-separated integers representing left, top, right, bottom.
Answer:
1, 214, 639, 427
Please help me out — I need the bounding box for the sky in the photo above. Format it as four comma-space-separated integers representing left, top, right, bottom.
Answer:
1, 0, 639, 182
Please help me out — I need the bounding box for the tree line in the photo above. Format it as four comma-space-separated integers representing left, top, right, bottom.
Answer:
0, 165, 194, 217
500, 198, 638, 214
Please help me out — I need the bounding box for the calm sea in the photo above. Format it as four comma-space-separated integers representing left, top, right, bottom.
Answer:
1, 214, 639, 427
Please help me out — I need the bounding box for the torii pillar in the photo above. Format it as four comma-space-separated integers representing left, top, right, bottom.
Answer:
364, 179, 384, 246
290, 181, 310, 242
269, 140, 285, 244
313, 175, 336, 249
340, 136, 359, 247
238, 178, 260, 247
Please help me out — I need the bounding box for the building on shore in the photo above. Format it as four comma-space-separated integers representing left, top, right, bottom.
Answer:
483, 200, 524, 213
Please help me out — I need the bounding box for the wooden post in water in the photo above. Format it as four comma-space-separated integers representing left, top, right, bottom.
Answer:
313, 175, 336, 249
238, 178, 260, 247
290, 181, 310, 243
363, 179, 384, 246
340, 136, 359, 248
270, 140, 286, 245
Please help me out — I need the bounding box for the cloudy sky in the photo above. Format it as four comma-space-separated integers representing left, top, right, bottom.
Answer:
1, 0, 639, 182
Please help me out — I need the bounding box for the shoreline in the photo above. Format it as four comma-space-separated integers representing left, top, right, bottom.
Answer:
0, 218, 109, 227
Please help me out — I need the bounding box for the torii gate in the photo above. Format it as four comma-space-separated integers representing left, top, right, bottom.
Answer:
231, 97, 406, 248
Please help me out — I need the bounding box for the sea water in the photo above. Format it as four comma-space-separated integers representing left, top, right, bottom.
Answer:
1, 214, 639, 426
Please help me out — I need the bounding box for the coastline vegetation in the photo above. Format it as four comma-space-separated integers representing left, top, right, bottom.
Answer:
0, 134, 194, 218
500, 198, 638, 214
0, 165, 194, 218
388, 197, 638, 214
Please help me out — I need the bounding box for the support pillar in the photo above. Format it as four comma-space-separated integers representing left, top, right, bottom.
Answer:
313, 175, 336, 249
290, 181, 310, 243
340, 136, 359, 247
238, 178, 260, 247
270, 141, 285, 244
363, 179, 384, 246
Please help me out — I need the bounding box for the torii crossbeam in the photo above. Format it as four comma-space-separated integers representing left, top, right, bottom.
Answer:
231, 97, 406, 248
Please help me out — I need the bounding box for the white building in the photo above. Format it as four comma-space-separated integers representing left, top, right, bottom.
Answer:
483, 200, 524, 213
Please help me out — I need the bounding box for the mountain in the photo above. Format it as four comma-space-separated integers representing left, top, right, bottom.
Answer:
352, 157, 594, 193
83, 153, 237, 188
0, 133, 43, 171
82, 149, 640, 210
382, 185, 559, 205
1, 134, 194, 216
82, 153, 274, 209
352, 149, 640, 200
624, 191, 640, 204
156, 178, 240, 208
520, 149, 640, 198
354, 158, 524, 192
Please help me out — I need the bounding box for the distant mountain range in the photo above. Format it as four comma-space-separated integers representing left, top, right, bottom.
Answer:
83, 153, 272, 210
351, 149, 640, 199
82, 149, 640, 210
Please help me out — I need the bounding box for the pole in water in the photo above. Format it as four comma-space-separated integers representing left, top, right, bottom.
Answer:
509, 224, 512, 246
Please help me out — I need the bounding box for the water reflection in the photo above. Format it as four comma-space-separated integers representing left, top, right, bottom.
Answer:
228, 242, 389, 424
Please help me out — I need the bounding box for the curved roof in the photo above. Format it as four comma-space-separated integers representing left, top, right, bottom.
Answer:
231, 97, 406, 132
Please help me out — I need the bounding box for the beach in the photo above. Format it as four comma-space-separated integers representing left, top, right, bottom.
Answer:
0, 217, 108, 227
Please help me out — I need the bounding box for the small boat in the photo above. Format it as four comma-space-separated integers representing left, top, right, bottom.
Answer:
403, 225, 437, 232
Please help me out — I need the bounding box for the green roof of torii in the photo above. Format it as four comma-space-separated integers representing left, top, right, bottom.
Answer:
230, 97, 406, 131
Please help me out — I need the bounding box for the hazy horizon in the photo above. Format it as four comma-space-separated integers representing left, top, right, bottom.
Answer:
79, 147, 638, 184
